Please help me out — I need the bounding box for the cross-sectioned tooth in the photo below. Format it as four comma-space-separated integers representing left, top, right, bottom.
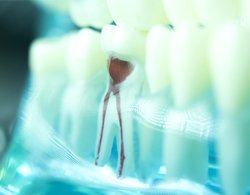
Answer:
69, 0, 112, 28
164, 24, 210, 183
107, 0, 168, 31
146, 25, 171, 94
210, 23, 250, 195
193, 0, 241, 26
163, 0, 199, 25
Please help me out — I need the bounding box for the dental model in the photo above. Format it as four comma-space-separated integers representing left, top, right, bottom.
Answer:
107, 0, 168, 31
69, 0, 113, 28
60, 29, 107, 159
163, 0, 199, 26
95, 24, 147, 177
210, 23, 250, 195
164, 24, 210, 183
193, 0, 240, 27
29, 35, 71, 131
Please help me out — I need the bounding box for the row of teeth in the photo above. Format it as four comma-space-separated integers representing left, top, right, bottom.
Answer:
28, 0, 250, 194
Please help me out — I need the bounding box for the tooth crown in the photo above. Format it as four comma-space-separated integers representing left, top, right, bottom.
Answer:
67, 29, 107, 83
169, 25, 210, 107
69, 0, 112, 28
164, 0, 199, 25
210, 23, 250, 114
146, 25, 172, 93
193, 0, 241, 26
107, 0, 168, 31
101, 25, 147, 66
30, 35, 71, 79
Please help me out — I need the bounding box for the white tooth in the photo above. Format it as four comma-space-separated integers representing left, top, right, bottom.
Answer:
193, 0, 240, 26
146, 25, 171, 93
101, 25, 147, 65
241, 0, 250, 28
210, 23, 250, 195
107, 0, 168, 31
164, 25, 210, 183
163, 0, 199, 25
32, 0, 69, 12
29, 35, 71, 129
69, 0, 112, 28
60, 29, 107, 159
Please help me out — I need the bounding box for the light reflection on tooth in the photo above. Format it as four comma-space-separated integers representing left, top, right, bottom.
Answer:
107, 0, 168, 31
69, 0, 112, 28
59, 29, 107, 159
29, 35, 71, 130
164, 24, 210, 183
163, 0, 199, 25
193, 0, 240, 26
146, 25, 171, 94
210, 23, 250, 195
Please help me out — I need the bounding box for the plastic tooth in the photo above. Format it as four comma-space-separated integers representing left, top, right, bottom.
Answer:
107, 0, 168, 31
69, 0, 112, 28
146, 25, 171, 94
164, 24, 210, 183
193, 0, 241, 27
163, 0, 199, 26
210, 23, 250, 195
29, 35, 71, 130
60, 29, 107, 159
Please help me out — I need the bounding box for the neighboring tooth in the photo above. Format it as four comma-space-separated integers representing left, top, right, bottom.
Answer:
193, 0, 240, 26
101, 25, 147, 65
163, 0, 199, 25
107, 0, 168, 31
164, 24, 210, 183
146, 25, 171, 94
69, 0, 113, 28
29, 35, 70, 130
210, 23, 250, 195
60, 29, 107, 159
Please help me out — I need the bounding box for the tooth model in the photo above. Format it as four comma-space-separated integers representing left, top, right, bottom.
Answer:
193, 0, 240, 27
95, 24, 147, 177
29, 35, 70, 131
107, 0, 168, 31
164, 24, 210, 183
163, 0, 199, 26
136, 25, 172, 179
69, 0, 112, 28
210, 23, 250, 195
60, 29, 107, 159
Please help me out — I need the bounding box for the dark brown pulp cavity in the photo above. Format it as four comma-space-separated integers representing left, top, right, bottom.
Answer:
95, 57, 133, 177
108, 57, 133, 85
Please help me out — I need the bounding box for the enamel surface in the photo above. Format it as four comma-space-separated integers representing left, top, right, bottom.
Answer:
101, 25, 147, 65
69, 0, 112, 28
67, 29, 107, 83
168, 24, 210, 107
163, 0, 199, 25
30, 35, 71, 79
210, 24, 250, 114
146, 25, 171, 93
107, 0, 168, 31
193, 0, 240, 26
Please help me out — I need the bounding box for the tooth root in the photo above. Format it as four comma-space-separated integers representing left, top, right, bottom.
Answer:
146, 25, 171, 94
164, 25, 210, 183
107, 0, 167, 31
101, 25, 147, 65
163, 0, 199, 25
193, 0, 240, 26
210, 23, 250, 195
69, 0, 112, 28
